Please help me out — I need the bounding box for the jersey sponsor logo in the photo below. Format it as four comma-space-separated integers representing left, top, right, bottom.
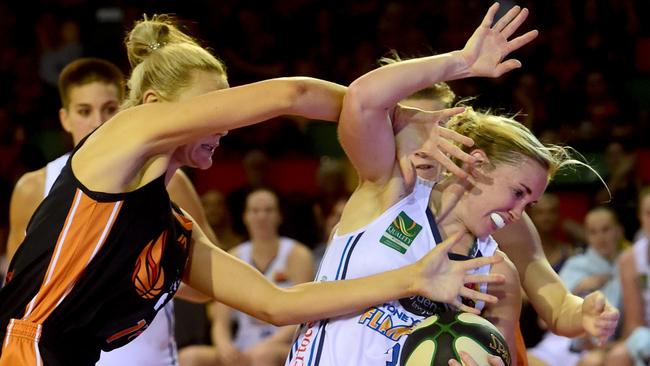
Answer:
399, 295, 453, 317
358, 304, 418, 341
379, 211, 422, 254
132, 232, 167, 299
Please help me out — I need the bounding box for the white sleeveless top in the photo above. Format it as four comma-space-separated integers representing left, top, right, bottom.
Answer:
632, 237, 650, 326
232, 237, 296, 349
285, 178, 497, 366
44, 153, 178, 366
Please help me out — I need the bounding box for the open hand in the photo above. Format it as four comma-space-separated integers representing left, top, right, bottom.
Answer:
412, 232, 505, 314
458, 2, 538, 78
394, 105, 474, 179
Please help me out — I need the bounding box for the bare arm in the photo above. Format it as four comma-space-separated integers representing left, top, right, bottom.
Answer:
6, 169, 46, 263
167, 169, 218, 244
619, 247, 644, 337
494, 213, 619, 341
495, 213, 584, 335
339, 3, 537, 183
74, 78, 346, 194
184, 223, 503, 326
253, 242, 316, 346
482, 252, 521, 366
167, 169, 219, 302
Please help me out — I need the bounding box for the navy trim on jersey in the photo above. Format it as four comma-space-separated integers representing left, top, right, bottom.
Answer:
311, 320, 329, 366
425, 207, 443, 244
335, 232, 364, 281
340, 233, 363, 280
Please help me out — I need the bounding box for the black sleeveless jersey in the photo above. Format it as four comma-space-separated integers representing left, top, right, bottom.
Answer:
0, 143, 192, 365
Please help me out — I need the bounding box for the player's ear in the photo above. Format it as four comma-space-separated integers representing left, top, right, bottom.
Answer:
59, 108, 72, 134
467, 149, 490, 178
142, 89, 161, 104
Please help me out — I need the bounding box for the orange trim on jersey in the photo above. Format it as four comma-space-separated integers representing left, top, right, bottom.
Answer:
172, 210, 193, 231
1, 189, 123, 364
22, 189, 123, 323
0, 319, 42, 366
515, 325, 528, 366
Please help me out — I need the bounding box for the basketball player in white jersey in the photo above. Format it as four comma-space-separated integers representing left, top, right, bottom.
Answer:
5, 58, 215, 366
287, 4, 539, 365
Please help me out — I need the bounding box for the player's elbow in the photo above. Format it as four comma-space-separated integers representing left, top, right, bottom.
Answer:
259, 298, 294, 327
344, 78, 377, 116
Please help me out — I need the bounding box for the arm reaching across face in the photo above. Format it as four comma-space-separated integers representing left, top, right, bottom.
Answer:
339, 2, 537, 184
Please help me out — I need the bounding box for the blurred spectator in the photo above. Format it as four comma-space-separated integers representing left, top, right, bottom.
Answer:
180, 188, 315, 366
599, 187, 650, 366
528, 206, 628, 366
312, 195, 348, 267
227, 149, 272, 237
529, 192, 580, 272
594, 140, 640, 239
200, 189, 243, 251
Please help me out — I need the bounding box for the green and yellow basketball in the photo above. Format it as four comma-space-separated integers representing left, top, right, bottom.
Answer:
400, 311, 510, 366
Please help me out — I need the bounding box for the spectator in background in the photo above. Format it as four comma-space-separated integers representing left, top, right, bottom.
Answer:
598, 187, 650, 366
201, 189, 243, 251
528, 206, 627, 366
227, 149, 272, 237
529, 192, 579, 272
312, 195, 348, 267
595, 140, 639, 240
181, 188, 315, 366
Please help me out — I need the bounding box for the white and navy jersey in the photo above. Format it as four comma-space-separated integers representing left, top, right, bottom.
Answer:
285, 178, 497, 366
632, 237, 650, 326
45, 152, 179, 366
233, 237, 296, 350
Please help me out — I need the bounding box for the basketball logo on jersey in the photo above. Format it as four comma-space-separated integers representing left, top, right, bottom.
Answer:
132, 232, 167, 299
379, 211, 422, 254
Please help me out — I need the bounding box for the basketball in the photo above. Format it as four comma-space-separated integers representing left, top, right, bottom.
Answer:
400, 311, 510, 366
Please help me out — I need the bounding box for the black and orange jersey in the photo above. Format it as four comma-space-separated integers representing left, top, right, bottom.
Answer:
0, 146, 192, 365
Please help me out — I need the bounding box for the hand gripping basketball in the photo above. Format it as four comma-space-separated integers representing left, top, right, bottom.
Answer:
411, 232, 505, 314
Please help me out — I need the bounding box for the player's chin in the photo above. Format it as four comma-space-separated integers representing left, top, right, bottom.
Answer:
194, 158, 213, 170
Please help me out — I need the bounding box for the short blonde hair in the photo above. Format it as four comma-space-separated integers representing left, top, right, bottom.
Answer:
122, 14, 227, 109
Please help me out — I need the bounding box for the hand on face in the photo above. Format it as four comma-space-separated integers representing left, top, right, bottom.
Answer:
458, 2, 539, 78
581, 291, 620, 345
394, 105, 475, 180
412, 232, 505, 314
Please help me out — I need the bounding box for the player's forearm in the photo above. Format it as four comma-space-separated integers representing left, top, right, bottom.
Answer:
549, 292, 584, 336
285, 77, 346, 122
346, 52, 468, 112
265, 265, 416, 326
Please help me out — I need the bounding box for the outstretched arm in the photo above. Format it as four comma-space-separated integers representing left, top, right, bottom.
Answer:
339, 3, 537, 184
74, 77, 346, 193
185, 221, 504, 326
